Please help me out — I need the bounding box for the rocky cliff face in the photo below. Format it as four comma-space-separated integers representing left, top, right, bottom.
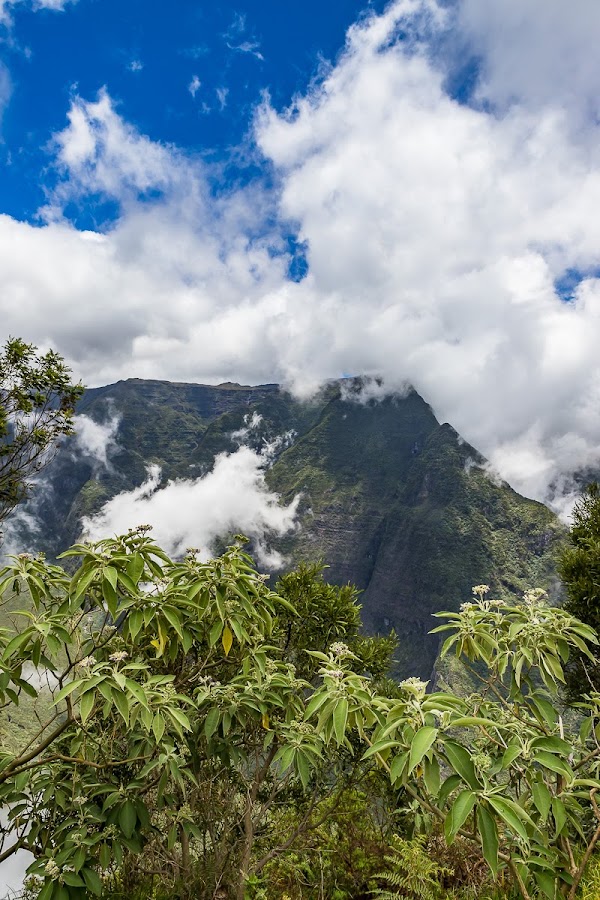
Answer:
2, 377, 564, 679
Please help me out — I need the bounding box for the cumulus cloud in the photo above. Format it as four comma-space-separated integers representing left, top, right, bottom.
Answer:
0, 0, 76, 26
2, 0, 600, 515
82, 447, 300, 567
72, 412, 120, 470
456, 0, 600, 123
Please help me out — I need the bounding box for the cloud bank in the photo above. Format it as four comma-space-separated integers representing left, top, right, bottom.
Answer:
1, 0, 600, 513
82, 447, 300, 567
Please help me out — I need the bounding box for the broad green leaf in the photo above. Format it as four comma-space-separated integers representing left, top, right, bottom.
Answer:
128, 609, 143, 641
551, 796, 567, 838
439, 773, 462, 807
500, 743, 522, 769
487, 796, 530, 843
532, 780, 551, 822
443, 740, 481, 790
333, 697, 348, 744
80, 690, 95, 724
362, 739, 400, 760
126, 554, 145, 585
531, 736, 572, 756
390, 751, 408, 784
209, 619, 222, 647
152, 714, 165, 743
444, 790, 476, 843
408, 726, 438, 775
304, 691, 330, 720
295, 750, 310, 789
451, 716, 500, 729
72, 567, 96, 602
533, 751, 574, 781
168, 707, 192, 732
533, 869, 557, 900
477, 804, 499, 876
119, 799, 137, 838
113, 689, 129, 726
103, 566, 118, 591
423, 754, 441, 797
204, 707, 220, 740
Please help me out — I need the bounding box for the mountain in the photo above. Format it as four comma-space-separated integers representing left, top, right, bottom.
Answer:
3, 377, 564, 679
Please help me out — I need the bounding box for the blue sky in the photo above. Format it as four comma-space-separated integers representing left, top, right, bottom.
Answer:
1, 0, 388, 222
2, 0, 600, 510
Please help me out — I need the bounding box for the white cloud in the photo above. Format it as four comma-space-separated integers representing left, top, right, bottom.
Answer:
128, 59, 144, 73
2, 0, 600, 516
73, 412, 120, 470
456, 0, 600, 123
0, 0, 76, 26
82, 448, 300, 567
188, 75, 201, 98
216, 86, 229, 110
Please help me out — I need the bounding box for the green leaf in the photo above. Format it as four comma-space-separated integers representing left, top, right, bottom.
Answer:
389, 751, 408, 784
477, 804, 499, 876
168, 706, 191, 732
204, 707, 220, 740
127, 609, 143, 641
304, 691, 330, 719
61, 872, 85, 887
79, 690, 95, 724
209, 619, 223, 647
103, 566, 118, 591
362, 739, 400, 760
113, 689, 130, 726
444, 790, 476, 843
423, 754, 441, 797
126, 554, 145, 585
532, 779, 551, 822
533, 751, 574, 781
443, 740, 481, 790
72, 567, 96, 602
81, 867, 103, 896
439, 773, 462, 807
295, 750, 311, 789
408, 726, 438, 774
534, 869, 558, 900
450, 716, 500, 729
152, 714, 166, 750
531, 736, 572, 756
333, 697, 349, 744
119, 799, 137, 838
551, 796, 567, 838
487, 796, 530, 843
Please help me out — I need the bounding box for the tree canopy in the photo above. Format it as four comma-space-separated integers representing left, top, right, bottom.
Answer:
0, 337, 83, 534
0, 534, 599, 899
559, 482, 600, 697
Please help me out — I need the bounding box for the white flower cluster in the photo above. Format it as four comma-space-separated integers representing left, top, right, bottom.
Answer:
109, 650, 128, 662
330, 642, 351, 658
77, 655, 97, 668
399, 677, 428, 699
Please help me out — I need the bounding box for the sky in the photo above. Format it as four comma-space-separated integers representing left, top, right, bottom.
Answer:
2, 0, 600, 513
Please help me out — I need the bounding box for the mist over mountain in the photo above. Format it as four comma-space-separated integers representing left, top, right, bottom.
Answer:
3, 377, 563, 679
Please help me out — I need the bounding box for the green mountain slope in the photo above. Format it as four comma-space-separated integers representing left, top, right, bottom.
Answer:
266, 389, 562, 677
2, 377, 564, 679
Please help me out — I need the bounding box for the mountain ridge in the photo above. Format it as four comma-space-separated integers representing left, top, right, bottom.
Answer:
3, 377, 564, 678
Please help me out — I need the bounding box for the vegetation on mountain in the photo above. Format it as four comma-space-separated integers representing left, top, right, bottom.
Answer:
7, 377, 564, 680
0, 532, 598, 899
0, 338, 82, 536
559, 483, 600, 698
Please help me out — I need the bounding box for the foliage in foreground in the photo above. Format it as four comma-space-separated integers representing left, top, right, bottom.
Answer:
0, 337, 82, 531
559, 482, 600, 698
0, 537, 600, 898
